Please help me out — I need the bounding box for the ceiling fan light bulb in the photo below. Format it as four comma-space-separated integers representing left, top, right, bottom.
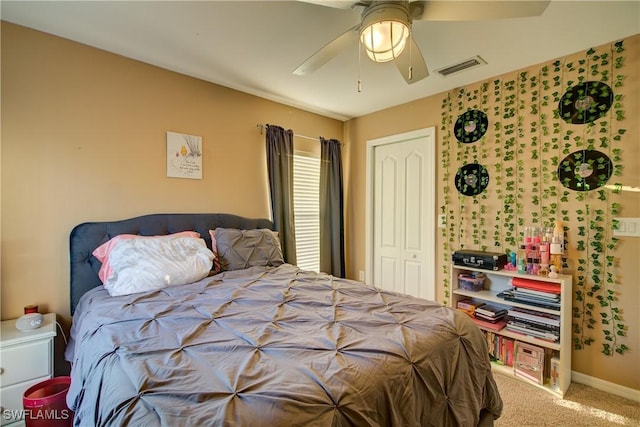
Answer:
360, 20, 409, 63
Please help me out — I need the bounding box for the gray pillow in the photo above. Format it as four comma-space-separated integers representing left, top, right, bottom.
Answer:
214, 228, 284, 271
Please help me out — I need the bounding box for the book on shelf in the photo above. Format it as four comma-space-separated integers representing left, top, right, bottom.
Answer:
508, 292, 560, 306
481, 331, 515, 366
508, 307, 560, 327
475, 304, 508, 317
508, 316, 560, 331
475, 312, 506, 323
498, 290, 561, 311
456, 298, 485, 318
456, 298, 485, 311
472, 317, 507, 332
512, 285, 560, 297
549, 356, 561, 391
503, 338, 515, 367
507, 314, 560, 332
505, 322, 559, 342
511, 288, 560, 302
511, 277, 561, 294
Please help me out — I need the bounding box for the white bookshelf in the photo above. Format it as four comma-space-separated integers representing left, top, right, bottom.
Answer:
450, 264, 572, 397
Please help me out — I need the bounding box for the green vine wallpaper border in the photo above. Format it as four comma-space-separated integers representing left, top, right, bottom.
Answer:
439, 40, 629, 356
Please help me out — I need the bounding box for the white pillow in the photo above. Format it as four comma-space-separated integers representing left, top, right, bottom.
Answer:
104, 236, 214, 296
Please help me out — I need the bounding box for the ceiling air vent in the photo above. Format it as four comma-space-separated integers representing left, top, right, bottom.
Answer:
436, 56, 487, 76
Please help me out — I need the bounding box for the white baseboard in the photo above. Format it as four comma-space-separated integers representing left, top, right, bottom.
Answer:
572, 371, 640, 403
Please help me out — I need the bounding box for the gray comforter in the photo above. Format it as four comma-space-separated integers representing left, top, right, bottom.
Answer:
66, 264, 502, 426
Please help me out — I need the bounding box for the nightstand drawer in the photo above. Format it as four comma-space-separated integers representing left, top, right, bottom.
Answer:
0, 376, 49, 426
0, 340, 51, 387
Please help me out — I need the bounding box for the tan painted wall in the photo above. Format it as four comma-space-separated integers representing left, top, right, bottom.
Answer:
345, 35, 640, 390
0, 22, 343, 323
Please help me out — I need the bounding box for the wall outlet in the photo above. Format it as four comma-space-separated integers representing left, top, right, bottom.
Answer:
613, 218, 640, 237
359, 270, 365, 282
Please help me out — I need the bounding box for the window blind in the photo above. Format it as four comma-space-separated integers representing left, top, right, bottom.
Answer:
293, 153, 320, 272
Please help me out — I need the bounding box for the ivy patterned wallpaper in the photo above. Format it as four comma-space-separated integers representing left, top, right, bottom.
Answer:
438, 39, 632, 357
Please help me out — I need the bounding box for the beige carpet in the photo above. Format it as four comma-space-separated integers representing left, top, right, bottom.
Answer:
493, 372, 639, 426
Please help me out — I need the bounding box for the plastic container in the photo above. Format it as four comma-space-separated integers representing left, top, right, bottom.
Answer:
458, 272, 485, 292
23, 376, 73, 427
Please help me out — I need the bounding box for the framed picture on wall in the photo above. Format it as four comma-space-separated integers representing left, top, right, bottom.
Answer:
166, 131, 202, 179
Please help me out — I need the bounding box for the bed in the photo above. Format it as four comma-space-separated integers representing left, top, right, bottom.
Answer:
66, 213, 503, 426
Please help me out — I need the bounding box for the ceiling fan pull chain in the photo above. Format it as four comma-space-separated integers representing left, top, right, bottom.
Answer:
408, 29, 413, 81
358, 38, 363, 92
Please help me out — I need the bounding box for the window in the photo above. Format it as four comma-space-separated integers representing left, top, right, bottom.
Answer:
293, 152, 320, 272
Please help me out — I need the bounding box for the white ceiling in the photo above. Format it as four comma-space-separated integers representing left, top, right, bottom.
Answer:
1, 1, 639, 121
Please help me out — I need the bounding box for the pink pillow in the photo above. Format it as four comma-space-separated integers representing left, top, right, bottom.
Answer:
93, 231, 200, 284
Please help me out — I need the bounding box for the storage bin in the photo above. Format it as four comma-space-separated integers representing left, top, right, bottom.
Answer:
23, 376, 73, 427
458, 272, 485, 291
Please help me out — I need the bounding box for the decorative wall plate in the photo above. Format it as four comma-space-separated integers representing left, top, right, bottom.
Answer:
558, 81, 613, 124
557, 150, 613, 191
455, 163, 490, 196
454, 110, 488, 143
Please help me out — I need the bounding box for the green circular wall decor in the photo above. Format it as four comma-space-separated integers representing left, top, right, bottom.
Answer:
454, 109, 488, 143
558, 81, 613, 124
557, 149, 613, 191
455, 163, 490, 196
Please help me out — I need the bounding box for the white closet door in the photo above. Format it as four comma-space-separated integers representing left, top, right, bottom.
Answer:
368, 128, 435, 300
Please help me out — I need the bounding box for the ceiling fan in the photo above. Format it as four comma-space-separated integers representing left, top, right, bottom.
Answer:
293, 0, 550, 84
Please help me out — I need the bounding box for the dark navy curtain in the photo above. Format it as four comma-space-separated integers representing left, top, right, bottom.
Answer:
319, 137, 345, 277
266, 125, 297, 265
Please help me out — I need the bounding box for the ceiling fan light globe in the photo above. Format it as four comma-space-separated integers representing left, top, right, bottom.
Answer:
360, 20, 409, 62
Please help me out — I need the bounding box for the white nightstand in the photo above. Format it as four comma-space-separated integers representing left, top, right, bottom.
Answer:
0, 313, 57, 426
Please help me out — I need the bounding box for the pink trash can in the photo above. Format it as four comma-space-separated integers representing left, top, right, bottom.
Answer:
22, 376, 73, 427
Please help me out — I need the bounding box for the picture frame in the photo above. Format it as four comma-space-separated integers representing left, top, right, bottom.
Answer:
166, 131, 202, 179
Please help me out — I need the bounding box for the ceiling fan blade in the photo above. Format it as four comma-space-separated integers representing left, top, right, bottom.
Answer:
293, 25, 359, 76
395, 38, 428, 84
411, 1, 550, 21
296, 0, 359, 9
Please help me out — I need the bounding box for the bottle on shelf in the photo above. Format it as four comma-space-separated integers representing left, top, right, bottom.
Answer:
550, 220, 564, 274
531, 243, 541, 275
517, 245, 527, 274
538, 227, 551, 277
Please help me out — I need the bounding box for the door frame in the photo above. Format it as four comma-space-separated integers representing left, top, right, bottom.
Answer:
365, 127, 436, 298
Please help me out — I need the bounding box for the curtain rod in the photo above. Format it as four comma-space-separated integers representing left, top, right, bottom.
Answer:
256, 124, 319, 142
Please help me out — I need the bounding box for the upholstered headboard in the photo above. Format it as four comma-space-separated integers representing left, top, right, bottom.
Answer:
69, 213, 274, 314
